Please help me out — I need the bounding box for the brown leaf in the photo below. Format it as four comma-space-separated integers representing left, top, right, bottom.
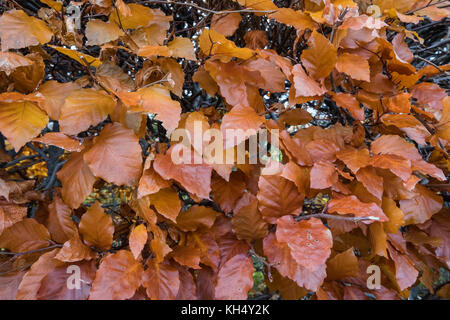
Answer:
0, 218, 50, 253
33, 132, 83, 152
257, 174, 304, 224
142, 260, 180, 300
176, 205, 218, 232
0, 10, 53, 51
215, 253, 254, 300
129, 224, 148, 260
57, 150, 96, 209
326, 248, 359, 280
211, 13, 242, 37
86, 20, 124, 46
59, 89, 116, 135
46, 196, 76, 244
79, 202, 114, 251
148, 188, 181, 223
83, 122, 142, 186
276, 216, 332, 272
301, 30, 337, 80
232, 193, 268, 241
327, 195, 388, 222
89, 250, 143, 300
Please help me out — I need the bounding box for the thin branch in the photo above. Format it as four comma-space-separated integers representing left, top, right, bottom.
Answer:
138, 0, 276, 14
415, 55, 449, 75
249, 248, 276, 282
0, 244, 62, 257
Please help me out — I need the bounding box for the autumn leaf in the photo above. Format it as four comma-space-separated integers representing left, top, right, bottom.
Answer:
33, 132, 83, 152
79, 202, 114, 251
327, 195, 389, 222
59, 89, 116, 135
215, 253, 254, 300
57, 150, 96, 209
335, 53, 370, 82
86, 20, 124, 46
142, 260, 180, 300
301, 30, 337, 80
276, 216, 332, 272
89, 250, 143, 300
83, 122, 142, 186
148, 188, 181, 223
49, 46, 102, 68
232, 192, 268, 241
0, 10, 53, 51
129, 224, 148, 260
46, 196, 76, 243
211, 13, 242, 37
0, 100, 48, 151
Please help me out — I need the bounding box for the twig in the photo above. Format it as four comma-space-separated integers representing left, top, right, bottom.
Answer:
138, 0, 276, 14
249, 248, 276, 282
0, 244, 62, 257
415, 55, 449, 75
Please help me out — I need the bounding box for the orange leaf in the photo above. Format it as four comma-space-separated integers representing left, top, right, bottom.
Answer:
327, 195, 388, 222
0, 52, 33, 76
120, 85, 181, 135
89, 250, 143, 300
46, 196, 76, 244
83, 122, 142, 186
49, 46, 102, 68
57, 150, 96, 209
215, 253, 254, 300
79, 202, 114, 251
86, 20, 124, 46
211, 171, 246, 213
16, 249, 63, 300
37, 80, 80, 120
33, 132, 83, 152
59, 89, 116, 135
301, 30, 337, 80
335, 53, 370, 82
276, 216, 332, 272
269, 8, 316, 31
0, 10, 53, 51
153, 146, 212, 199
211, 12, 242, 37
263, 232, 327, 291
291, 64, 327, 97
129, 224, 148, 260
257, 174, 304, 224
0, 218, 50, 253
326, 248, 359, 280
142, 260, 180, 300
399, 185, 443, 225
0, 100, 48, 151
148, 188, 181, 223
176, 205, 218, 232
232, 193, 268, 241
55, 233, 96, 263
